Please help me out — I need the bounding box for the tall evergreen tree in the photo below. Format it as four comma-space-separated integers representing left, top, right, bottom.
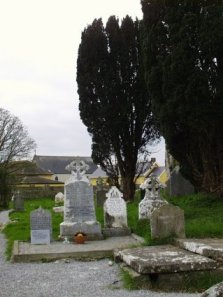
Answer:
141, 0, 223, 197
77, 16, 159, 201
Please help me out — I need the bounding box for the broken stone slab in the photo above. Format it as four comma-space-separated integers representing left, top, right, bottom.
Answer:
114, 245, 218, 274
176, 239, 223, 263
200, 281, 223, 297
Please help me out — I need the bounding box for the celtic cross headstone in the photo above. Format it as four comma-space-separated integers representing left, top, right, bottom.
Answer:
60, 160, 102, 240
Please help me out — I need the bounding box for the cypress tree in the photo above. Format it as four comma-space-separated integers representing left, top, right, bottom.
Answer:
77, 16, 159, 201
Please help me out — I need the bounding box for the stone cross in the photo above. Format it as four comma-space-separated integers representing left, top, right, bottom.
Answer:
140, 176, 162, 198
139, 176, 167, 220
65, 160, 89, 180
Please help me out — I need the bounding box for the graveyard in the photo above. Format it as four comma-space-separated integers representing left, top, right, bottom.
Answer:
0, 160, 223, 294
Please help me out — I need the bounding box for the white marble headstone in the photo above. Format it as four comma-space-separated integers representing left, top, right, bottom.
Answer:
104, 186, 128, 228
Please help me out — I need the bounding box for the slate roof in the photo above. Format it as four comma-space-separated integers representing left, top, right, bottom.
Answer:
21, 176, 64, 185
150, 166, 165, 177
90, 167, 108, 178
33, 155, 98, 175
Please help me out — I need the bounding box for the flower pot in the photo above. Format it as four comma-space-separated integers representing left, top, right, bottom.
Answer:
74, 232, 87, 244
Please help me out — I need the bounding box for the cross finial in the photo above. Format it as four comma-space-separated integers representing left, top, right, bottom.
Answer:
65, 160, 89, 180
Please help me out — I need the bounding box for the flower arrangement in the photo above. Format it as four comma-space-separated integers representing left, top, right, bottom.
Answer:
74, 232, 87, 244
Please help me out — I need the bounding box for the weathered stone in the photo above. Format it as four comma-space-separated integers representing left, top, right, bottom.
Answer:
60, 160, 102, 240
104, 186, 129, 232
139, 177, 168, 220
13, 191, 24, 211
166, 165, 194, 196
176, 238, 223, 263
30, 207, 52, 244
201, 282, 223, 297
150, 204, 185, 239
55, 192, 64, 204
114, 245, 217, 274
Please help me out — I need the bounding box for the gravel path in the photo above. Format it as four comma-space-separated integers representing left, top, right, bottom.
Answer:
0, 233, 200, 297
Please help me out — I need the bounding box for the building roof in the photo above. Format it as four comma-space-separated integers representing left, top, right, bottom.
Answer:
21, 176, 64, 185
149, 166, 165, 177
90, 167, 108, 178
33, 155, 98, 175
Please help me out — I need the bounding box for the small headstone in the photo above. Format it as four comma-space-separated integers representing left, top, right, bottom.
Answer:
166, 166, 194, 196
13, 191, 24, 211
60, 160, 102, 240
150, 204, 185, 239
55, 192, 64, 204
30, 207, 52, 244
103, 186, 130, 236
139, 177, 168, 220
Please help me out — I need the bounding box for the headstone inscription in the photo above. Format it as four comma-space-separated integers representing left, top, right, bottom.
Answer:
103, 186, 131, 236
150, 204, 185, 239
30, 207, 52, 244
139, 176, 168, 220
13, 190, 24, 211
60, 160, 102, 240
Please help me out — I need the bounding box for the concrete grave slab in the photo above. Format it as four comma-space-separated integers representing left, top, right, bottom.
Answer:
176, 238, 223, 263
114, 245, 218, 274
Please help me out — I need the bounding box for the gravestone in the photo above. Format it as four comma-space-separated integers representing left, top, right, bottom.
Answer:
139, 177, 168, 220
166, 166, 194, 196
60, 160, 102, 240
103, 186, 131, 237
150, 204, 185, 239
13, 191, 24, 211
30, 207, 52, 244
55, 192, 64, 204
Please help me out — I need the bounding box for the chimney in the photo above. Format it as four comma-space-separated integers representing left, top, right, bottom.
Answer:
150, 158, 156, 164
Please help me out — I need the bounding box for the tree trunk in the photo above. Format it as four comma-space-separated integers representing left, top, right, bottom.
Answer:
121, 175, 136, 202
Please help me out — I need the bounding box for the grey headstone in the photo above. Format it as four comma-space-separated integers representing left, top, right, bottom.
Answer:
166, 166, 194, 196
13, 191, 24, 211
139, 177, 168, 220
60, 160, 102, 240
150, 204, 185, 239
30, 207, 52, 244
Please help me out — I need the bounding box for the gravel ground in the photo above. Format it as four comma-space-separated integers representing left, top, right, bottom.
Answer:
0, 233, 200, 297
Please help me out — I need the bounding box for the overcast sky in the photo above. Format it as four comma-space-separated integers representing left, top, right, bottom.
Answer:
0, 0, 165, 165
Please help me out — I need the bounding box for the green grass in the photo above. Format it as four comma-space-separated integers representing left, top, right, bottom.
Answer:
2, 191, 223, 260
2, 198, 63, 260
165, 192, 223, 238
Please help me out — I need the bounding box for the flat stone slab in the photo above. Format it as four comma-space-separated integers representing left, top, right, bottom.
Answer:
12, 235, 142, 262
114, 245, 218, 274
176, 238, 223, 263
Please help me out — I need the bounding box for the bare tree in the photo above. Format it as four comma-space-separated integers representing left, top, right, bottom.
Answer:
0, 108, 36, 208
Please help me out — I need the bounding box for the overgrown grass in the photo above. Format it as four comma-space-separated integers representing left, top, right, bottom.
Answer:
164, 192, 223, 238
